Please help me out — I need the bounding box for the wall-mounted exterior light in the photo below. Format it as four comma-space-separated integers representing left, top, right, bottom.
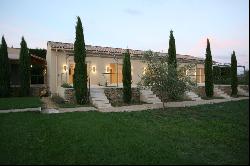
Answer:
63, 65, 67, 72
143, 67, 147, 74
106, 66, 110, 73
92, 66, 96, 73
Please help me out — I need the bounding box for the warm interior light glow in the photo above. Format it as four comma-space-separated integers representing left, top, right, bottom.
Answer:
106, 66, 110, 73
143, 67, 147, 74
92, 66, 96, 73
63, 65, 67, 72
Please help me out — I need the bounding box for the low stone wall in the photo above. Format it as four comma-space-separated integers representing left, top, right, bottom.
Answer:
215, 85, 231, 96
196, 85, 249, 97
57, 87, 75, 103
194, 86, 223, 98
104, 88, 140, 104
239, 85, 249, 91
64, 88, 75, 103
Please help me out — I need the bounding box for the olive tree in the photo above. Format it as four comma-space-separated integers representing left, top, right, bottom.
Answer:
138, 51, 194, 109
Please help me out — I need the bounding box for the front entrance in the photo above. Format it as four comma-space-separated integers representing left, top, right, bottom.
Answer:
109, 63, 123, 85
68, 64, 75, 84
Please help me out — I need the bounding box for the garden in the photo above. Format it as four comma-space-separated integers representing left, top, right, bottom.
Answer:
0, 100, 248, 165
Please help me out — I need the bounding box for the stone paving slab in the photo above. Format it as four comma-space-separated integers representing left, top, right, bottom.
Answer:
42, 108, 60, 114
0, 107, 41, 113
98, 97, 249, 113
58, 107, 98, 113
41, 107, 98, 114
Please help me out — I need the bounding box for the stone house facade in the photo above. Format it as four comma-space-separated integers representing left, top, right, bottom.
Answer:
46, 41, 205, 95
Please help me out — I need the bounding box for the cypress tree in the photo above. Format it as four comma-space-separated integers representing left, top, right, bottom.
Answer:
0, 36, 10, 97
231, 51, 238, 96
122, 49, 132, 103
205, 38, 214, 97
19, 37, 31, 96
73, 16, 88, 104
168, 30, 177, 73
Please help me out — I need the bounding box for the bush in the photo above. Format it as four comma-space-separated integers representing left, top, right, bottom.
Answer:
61, 83, 73, 88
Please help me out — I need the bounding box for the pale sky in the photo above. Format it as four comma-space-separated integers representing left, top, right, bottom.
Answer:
1, 0, 249, 69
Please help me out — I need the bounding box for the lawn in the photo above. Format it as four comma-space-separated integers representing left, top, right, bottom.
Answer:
0, 97, 42, 110
0, 100, 249, 165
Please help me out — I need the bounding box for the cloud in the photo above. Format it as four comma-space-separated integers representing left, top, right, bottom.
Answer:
124, 8, 143, 16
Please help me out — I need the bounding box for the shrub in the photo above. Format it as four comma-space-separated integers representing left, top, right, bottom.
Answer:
61, 83, 73, 88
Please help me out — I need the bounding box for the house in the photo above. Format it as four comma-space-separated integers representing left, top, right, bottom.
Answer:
46, 41, 205, 95
8, 47, 47, 96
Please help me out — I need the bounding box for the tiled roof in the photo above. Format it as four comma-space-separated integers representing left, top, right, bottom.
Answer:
47, 41, 204, 62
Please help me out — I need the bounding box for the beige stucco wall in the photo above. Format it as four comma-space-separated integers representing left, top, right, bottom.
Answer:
67, 55, 146, 86
47, 49, 147, 94
47, 46, 204, 94
47, 47, 70, 94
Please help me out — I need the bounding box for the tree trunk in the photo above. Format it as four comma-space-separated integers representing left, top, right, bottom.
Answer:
162, 102, 165, 110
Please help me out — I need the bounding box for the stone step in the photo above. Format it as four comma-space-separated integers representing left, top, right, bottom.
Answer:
185, 91, 202, 101
140, 89, 162, 104
90, 88, 112, 109
90, 93, 105, 96
141, 90, 154, 94
92, 100, 110, 104
91, 96, 108, 99
92, 102, 111, 107
94, 102, 111, 106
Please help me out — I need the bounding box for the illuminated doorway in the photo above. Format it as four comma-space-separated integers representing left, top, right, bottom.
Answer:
109, 63, 123, 84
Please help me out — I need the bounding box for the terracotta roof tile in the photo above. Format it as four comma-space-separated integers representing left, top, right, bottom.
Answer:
47, 41, 204, 62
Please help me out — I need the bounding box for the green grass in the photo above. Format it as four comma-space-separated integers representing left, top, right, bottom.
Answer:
0, 97, 42, 110
0, 100, 249, 164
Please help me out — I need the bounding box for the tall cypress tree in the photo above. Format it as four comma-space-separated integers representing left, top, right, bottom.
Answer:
168, 30, 177, 73
73, 16, 88, 104
231, 51, 238, 96
205, 38, 214, 97
19, 37, 31, 96
0, 36, 10, 97
122, 49, 132, 103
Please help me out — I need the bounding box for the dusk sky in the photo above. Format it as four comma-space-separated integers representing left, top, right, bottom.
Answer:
1, 0, 249, 69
